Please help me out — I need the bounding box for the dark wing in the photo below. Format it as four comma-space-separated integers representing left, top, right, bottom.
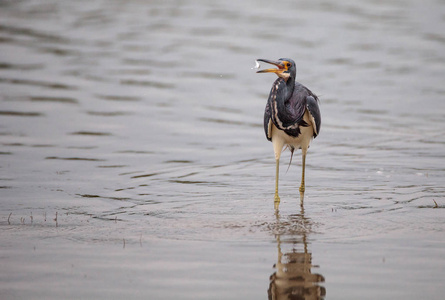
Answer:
264, 78, 288, 142
264, 101, 272, 141
306, 95, 321, 138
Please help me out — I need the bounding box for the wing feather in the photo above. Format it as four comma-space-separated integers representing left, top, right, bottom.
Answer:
264, 101, 272, 141
306, 95, 321, 138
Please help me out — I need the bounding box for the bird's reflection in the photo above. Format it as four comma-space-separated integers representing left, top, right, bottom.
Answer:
268, 199, 325, 300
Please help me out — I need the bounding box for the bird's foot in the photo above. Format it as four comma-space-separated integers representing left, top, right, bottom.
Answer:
274, 193, 280, 203
299, 185, 305, 193
274, 194, 280, 210
274, 202, 280, 210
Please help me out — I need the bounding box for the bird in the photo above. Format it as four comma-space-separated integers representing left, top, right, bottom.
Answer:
256, 58, 321, 204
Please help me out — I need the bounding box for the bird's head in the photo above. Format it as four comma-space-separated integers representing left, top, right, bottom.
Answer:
256, 58, 296, 81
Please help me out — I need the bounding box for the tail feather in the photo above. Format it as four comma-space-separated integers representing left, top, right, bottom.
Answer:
286, 146, 295, 173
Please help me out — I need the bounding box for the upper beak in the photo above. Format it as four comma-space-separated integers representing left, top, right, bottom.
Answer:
256, 59, 284, 74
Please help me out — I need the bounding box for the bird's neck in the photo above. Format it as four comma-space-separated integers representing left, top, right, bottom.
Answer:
284, 76, 295, 98
273, 77, 295, 107
269, 77, 296, 129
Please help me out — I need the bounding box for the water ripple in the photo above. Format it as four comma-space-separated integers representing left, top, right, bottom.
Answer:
0, 110, 43, 117
0, 78, 76, 90
45, 156, 105, 162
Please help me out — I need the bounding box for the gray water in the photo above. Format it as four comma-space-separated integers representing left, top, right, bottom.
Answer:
1, 0, 445, 299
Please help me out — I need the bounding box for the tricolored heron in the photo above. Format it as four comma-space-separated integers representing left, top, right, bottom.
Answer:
256, 58, 321, 204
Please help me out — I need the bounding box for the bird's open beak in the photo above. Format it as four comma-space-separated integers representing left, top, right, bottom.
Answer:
256, 59, 284, 74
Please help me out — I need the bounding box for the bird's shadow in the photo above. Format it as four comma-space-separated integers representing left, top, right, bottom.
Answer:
267, 196, 326, 300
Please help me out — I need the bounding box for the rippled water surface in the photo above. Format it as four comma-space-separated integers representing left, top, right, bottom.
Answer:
1, 0, 445, 299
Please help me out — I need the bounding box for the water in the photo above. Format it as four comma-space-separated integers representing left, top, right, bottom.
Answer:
1, 0, 445, 299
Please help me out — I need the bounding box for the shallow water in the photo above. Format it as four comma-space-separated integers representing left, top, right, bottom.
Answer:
1, 0, 445, 299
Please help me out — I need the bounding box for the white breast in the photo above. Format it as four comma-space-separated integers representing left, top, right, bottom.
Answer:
270, 110, 314, 160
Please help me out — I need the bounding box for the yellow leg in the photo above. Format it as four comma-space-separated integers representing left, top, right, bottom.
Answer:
274, 158, 280, 204
299, 152, 306, 193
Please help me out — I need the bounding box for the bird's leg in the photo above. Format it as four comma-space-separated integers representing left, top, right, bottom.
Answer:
299, 152, 306, 193
274, 158, 280, 204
